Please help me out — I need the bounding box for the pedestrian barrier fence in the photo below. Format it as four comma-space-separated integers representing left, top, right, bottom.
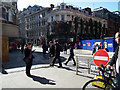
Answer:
75, 54, 93, 75
75, 54, 113, 75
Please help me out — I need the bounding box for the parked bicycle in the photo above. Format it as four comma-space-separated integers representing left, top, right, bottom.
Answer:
82, 64, 118, 90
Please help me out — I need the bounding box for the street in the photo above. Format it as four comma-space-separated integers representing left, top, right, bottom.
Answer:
1, 47, 114, 88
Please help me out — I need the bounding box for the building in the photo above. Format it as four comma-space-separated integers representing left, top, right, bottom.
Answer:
47, 3, 107, 41
0, 2, 18, 62
93, 7, 120, 37
18, 3, 108, 44
118, 1, 120, 12
18, 5, 49, 44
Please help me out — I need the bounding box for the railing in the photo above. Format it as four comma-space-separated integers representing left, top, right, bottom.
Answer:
76, 54, 93, 75
75, 53, 113, 75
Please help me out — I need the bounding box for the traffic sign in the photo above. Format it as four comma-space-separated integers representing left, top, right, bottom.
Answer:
93, 50, 109, 67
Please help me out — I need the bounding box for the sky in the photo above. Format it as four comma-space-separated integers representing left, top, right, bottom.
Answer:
17, 0, 120, 12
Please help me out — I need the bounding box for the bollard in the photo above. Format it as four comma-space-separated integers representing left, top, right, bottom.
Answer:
76, 56, 78, 75
88, 59, 90, 74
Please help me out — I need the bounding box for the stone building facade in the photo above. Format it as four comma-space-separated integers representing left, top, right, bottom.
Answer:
0, 2, 18, 61
18, 5, 49, 44
47, 3, 107, 41
93, 7, 120, 37
18, 3, 108, 44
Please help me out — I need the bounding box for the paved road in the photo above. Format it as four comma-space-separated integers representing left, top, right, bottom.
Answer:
1, 64, 93, 88
1, 47, 114, 88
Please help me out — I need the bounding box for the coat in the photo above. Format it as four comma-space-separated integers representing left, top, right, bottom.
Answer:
54, 43, 61, 57
49, 45, 55, 57
24, 47, 34, 63
70, 46, 74, 57
109, 45, 119, 66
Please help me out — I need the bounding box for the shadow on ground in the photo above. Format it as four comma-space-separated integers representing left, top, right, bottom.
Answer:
2, 50, 67, 69
30, 75, 56, 85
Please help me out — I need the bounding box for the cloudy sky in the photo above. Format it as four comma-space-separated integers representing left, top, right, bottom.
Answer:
17, 0, 120, 12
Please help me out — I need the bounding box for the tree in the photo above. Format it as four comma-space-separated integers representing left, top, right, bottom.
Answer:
74, 16, 79, 41
89, 18, 94, 38
85, 20, 89, 37
94, 21, 98, 39
80, 18, 84, 38
101, 24, 106, 39
98, 22, 102, 39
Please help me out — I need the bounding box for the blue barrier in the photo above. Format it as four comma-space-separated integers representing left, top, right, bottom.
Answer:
77, 37, 118, 52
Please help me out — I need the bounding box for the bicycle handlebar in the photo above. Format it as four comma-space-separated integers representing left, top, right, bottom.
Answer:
98, 64, 114, 78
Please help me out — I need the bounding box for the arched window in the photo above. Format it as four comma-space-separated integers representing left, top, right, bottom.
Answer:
2, 7, 6, 19
8, 9, 13, 22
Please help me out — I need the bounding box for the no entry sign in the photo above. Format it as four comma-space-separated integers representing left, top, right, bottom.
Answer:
93, 50, 109, 67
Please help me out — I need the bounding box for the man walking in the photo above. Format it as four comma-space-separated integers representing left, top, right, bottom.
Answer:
64, 43, 76, 66
49, 41, 55, 66
108, 32, 120, 89
51, 40, 62, 68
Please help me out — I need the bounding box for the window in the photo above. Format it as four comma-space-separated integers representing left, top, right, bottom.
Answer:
8, 9, 13, 22
51, 16, 53, 22
2, 7, 6, 19
61, 15, 64, 21
61, 5, 64, 9
27, 24, 29, 29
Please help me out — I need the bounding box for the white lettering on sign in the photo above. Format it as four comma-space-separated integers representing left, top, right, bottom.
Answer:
94, 56, 108, 61
90, 64, 99, 75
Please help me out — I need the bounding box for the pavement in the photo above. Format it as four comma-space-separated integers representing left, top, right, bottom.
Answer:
1, 47, 114, 88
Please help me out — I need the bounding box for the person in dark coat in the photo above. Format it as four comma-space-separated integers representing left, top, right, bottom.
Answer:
42, 43, 47, 57
64, 43, 67, 54
107, 32, 120, 89
92, 41, 96, 55
21, 42, 25, 54
49, 41, 55, 66
24, 42, 35, 77
51, 40, 62, 68
64, 43, 76, 66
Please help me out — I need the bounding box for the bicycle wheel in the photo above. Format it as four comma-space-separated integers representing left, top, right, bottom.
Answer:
82, 79, 114, 90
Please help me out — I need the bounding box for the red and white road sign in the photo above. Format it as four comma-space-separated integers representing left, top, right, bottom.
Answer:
93, 50, 109, 67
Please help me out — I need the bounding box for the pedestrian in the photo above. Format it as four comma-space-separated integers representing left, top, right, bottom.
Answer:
98, 43, 103, 50
23, 42, 35, 77
95, 44, 99, 51
64, 43, 76, 66
107, 32, 120, 89
92, 41, 96, 55
21, 42, 25, 54
49, 41, 55, 66
42, 42, 47, 57
51, 40, 62, 68
104, 40, 109, 52
64, 43, 67, 54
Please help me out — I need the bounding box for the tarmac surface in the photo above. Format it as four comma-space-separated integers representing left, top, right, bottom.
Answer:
1, 47, 114, 88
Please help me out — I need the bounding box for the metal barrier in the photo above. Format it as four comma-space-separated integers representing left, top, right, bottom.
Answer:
75, 54, 113, 75
76, 54, 93, 75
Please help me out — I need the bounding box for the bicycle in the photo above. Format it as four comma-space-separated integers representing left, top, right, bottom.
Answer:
82, 64, 118, 90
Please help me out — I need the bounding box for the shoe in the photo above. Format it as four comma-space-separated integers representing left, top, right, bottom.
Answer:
27, 74, 31, 77
26, 73, 32, 77
50, 64, 54, 67
64, 63, 67, 66
58, 66, 62, 68
73, 64, 76, 66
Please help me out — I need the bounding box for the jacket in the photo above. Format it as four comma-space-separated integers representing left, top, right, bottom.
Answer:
109, 45, 119, 66
49, 45, 55, 57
